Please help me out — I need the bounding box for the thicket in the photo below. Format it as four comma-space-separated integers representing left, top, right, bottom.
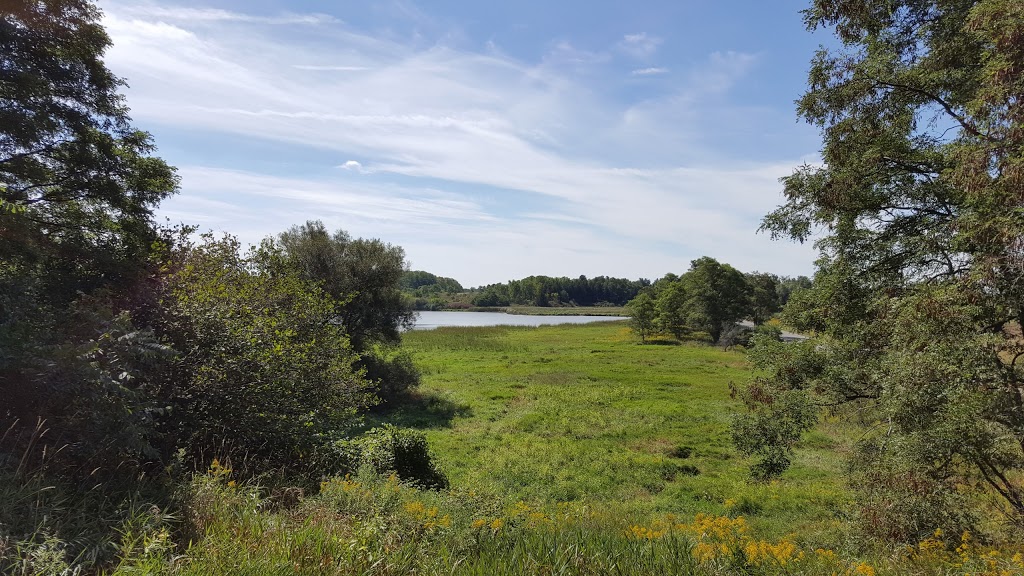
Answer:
0, 1, 436, 570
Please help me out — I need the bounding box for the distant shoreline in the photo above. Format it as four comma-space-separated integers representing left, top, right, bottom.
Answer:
434, 306, 628, 317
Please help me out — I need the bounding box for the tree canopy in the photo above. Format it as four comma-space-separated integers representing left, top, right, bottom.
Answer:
625, 257, 766, 344
733, 0, 1024, 537
277, 220, 415, 352
473, 275, 649, 307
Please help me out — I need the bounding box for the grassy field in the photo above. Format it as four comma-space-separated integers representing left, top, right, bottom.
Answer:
376, 321, 852, 542
31, 321, 1023, 575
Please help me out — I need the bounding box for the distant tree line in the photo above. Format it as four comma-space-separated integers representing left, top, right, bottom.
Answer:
626, 257, 810, 343
472, 275, 650, 307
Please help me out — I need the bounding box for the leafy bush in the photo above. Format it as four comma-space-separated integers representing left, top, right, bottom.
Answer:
153, 235, 374, 473
362, 349, 422, 404
356, 425, 447, 489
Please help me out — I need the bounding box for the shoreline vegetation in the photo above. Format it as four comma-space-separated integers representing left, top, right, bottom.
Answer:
13, 321, 1017, 575
435, 305, 628, 316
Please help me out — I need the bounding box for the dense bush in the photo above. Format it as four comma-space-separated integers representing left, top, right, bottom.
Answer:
356, 425, 448, 489
152, 235, 375, 472
363, 349, 422, 404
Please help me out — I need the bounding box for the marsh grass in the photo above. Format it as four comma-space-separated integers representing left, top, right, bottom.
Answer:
9, 322, 1024, 574
391, 321, 853, 540
107, 469, 1024, 575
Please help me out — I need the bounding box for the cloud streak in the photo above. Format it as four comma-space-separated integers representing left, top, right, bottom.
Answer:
100, 1, 816, 286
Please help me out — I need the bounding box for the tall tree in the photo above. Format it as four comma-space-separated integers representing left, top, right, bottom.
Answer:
277, 221, 414, 352
734, 0, 1024, 537
1, 0, 177, 296
1, 0, 178, 467
682, 257, 751, 343
746, 272, 781, 325
655, 280, 689, 339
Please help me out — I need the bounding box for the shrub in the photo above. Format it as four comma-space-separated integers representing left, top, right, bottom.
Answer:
154, 235, 374, 473
362, 349, 422, 404
356, 425, 447, 489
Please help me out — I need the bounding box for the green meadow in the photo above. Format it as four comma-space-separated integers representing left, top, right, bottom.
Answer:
55, 321, 1023, 575
378, 321, 852, 541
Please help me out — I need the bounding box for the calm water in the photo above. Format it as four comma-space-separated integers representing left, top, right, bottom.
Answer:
411, 310, 628, 330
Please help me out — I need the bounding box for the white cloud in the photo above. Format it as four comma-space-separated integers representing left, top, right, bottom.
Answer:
105, 4, 339, 25
293, 65, 371, 71
99, 1, 815, 285
631, 67, 668, 76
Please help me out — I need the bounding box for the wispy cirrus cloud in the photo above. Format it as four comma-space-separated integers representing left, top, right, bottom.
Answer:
99, 1, 815, 285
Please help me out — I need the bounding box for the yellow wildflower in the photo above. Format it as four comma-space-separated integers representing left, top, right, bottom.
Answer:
853, 562, 876, 576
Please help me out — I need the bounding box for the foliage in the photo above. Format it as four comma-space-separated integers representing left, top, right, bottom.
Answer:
275, 220, 420, 403
0, 0, 178, 301
735, 0, 1024, 534
682, 257, 752, 344
402, 270, 464, 294
655, 280, 689, 339
625, 291, 657, 342
91, 469, 1024, 575
154, 234, 374, 472
362, 348, 423, 404
473, 275, 649, 308
631, 258, 754, 344
746, 272, 781, 325
355, 425, 448, 489
0, 0, 178, 476
277, 220, 415, 352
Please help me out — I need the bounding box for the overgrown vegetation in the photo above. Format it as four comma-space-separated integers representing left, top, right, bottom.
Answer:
0, 1, 431, 570
5, 0, 1024, 573
731, 0, 1024, 539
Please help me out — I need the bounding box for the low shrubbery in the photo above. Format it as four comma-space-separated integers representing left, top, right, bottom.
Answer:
11, 467, 1015, 575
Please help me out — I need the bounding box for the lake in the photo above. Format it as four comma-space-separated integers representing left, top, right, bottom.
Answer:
410, 310, 629, 330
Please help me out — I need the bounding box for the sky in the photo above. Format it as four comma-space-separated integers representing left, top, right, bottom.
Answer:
98, 0, 830, 287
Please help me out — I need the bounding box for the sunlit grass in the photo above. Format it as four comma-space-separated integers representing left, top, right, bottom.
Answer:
391, 321, 852, 540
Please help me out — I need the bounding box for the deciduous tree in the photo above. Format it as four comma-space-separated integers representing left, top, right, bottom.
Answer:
733, 0, 1024, 535
682, 257, 751, 343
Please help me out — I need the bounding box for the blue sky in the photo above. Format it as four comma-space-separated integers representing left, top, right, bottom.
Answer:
99, 0, 828, 287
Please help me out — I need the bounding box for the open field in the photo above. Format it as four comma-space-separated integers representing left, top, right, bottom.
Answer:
379, 321, 853, 541
57, 321, 1024, 575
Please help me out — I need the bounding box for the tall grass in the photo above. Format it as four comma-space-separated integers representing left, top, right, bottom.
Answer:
104, 468, 1024, 575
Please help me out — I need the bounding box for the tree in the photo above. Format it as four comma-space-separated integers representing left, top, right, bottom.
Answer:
626, 291, 657, 343
682, 257, 751, 343
655, 280, 689, 339
276, 221, 419, 403
154, 234, 372, 471
0, 0, 178, 470
1, 0, 177, 291
277, 221, 414, 352
733, 0, 1024, 536
746, 272, 781, 324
